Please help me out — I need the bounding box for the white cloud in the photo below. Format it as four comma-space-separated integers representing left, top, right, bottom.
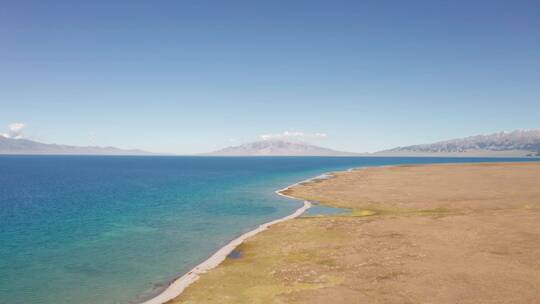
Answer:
259, 130, 327, 141
1, 122, 26, 139
9, 123, 25, 133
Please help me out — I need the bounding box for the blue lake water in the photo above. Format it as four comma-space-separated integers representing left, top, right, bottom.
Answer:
0, 156, 535, 304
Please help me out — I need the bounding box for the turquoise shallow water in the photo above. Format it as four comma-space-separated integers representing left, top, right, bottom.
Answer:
0, 156, 535, 304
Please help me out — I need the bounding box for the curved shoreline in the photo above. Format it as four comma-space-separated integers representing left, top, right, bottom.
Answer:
275, 172, 334, 200
151, 162, 540, 304
138, 177, 319, 304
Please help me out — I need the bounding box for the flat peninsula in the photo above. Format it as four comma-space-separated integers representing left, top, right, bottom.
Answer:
169, 162, 540, 304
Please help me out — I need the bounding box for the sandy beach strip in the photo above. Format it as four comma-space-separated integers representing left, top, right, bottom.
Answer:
138, 178, 316, 304
275, 172, 334, 200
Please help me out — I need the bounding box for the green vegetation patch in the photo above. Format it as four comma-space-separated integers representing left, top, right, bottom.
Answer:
349, 209, 377, 217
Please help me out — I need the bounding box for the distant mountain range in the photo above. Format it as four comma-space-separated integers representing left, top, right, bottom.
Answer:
376, 129, 540, 157
203, 139, 362, 156
206, 129, 540, 157
2, 129, 539, 157
0, 136, 151, 155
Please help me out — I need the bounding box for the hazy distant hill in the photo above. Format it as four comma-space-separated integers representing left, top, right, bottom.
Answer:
378, 129, 540, 157
0, 136, 151, 155
204, 139, 361, 156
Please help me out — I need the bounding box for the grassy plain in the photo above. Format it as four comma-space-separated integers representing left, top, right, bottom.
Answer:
170, 162, 540, 304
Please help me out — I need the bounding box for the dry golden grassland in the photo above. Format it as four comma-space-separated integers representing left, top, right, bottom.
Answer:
170, 162, 540, 304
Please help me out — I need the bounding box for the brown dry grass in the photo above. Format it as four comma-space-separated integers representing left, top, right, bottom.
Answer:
171, 162, 540, 304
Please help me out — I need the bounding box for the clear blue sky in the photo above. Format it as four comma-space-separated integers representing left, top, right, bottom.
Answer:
1, 0, 539, 154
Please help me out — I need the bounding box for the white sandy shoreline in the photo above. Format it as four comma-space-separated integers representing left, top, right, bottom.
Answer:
137, 175, 323, 304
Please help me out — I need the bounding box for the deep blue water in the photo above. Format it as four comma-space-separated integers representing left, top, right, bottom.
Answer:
0, 156, 535, 304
